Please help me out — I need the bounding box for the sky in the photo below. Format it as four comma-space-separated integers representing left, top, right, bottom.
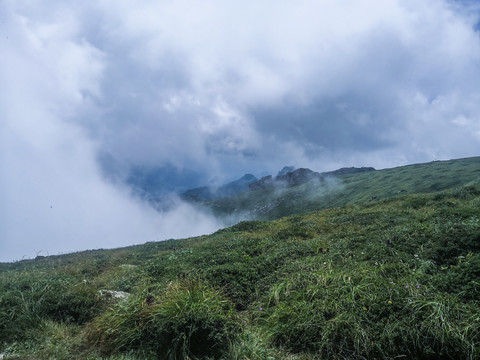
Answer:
2, 0, 480, 262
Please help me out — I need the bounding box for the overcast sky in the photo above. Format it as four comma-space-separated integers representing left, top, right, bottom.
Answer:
2, 0, 480, 261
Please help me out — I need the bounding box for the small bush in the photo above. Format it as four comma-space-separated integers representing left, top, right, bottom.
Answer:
383, 296, 480, 359
403, 196, 429, 209
0, 272, 102, 344
452, 185, 480, 200
434, 253, 480, 302
85, 279, 239, 359
430, 221, 480, 265
202, 261, 263, 309
0, 288, 42, 343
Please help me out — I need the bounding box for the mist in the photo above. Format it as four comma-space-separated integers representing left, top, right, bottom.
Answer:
0, 106, 224, 261
0, 5, 223, 262
2, 0, 480, 261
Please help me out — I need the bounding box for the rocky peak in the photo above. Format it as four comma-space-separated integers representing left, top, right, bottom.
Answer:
277, 166, 295, 176
276, 168, 322, 186
249, 175, 274, 191
249, 168, 322, 190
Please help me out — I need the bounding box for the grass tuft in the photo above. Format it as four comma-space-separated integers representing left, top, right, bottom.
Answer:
84, 279, 239, 359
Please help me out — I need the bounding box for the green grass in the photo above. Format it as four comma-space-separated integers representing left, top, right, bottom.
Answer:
1, 157, 480, 359
84, 279, 239, 359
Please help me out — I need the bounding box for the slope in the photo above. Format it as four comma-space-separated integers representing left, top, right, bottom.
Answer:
1, 180, 480, 359
204, 156, 480, 221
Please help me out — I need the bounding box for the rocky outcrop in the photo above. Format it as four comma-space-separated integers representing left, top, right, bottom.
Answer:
249, 166, 376, 191
276, 168, 322, 186
277, 166, 295, 176
98, 290, 130, 301
249, 168, 323, 190
248, 175, 275, 191
184, 166, 376, 197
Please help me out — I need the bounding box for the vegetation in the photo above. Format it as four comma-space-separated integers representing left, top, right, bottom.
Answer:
205, 156, 480, 220
84, 279, 239, 359
1, 157, 480, 359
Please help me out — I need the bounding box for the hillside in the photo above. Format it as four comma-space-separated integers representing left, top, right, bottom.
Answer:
1, 157, 480, 359
203, 157, 480, 221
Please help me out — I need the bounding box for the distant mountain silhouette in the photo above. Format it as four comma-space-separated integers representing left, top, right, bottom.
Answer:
181, 174, 258, 201
277, 166, 295, 176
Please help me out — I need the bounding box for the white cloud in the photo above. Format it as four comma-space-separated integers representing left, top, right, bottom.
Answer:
2, 0, 480, 260
84, 0, 480, 168
0, 2, 223, 262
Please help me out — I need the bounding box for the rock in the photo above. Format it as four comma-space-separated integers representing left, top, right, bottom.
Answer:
249, 168, 323, 190
277, 166, 295, 176
249, 175, 274, 190
276, 168, 322, 187
98, 290, 130, 301
119, 264, 137, 269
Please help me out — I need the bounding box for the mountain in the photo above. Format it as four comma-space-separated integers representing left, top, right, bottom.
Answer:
126, 163, 376, 204
181, 174, 258, 201
277, 165, 295, 176
248, 166, 376, 191
2, 156, 480, 359
202, 157, 480, 221
180, 166, 376, 200
249, 168, 322, 190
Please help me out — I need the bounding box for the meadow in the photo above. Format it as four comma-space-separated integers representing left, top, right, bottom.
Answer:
1, 157, 480, 359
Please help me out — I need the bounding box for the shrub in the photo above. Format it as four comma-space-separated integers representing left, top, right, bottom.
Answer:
202, 261, 263, 310
0, 271, 102, 344
38, 281, 102, 324
262, 274, 480, 360
434, 253, 480, 302
0, 288, 42, 343
430, 220, 480, 265
382, 296, 480, 359
263, 296, 371, 358
85, 279, 239, 359
261, 269, 378, 357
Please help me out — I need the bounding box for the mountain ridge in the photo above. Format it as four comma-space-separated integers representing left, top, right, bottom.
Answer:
201, 156, 480, 222
249, 166, 376, 191
181, 166, 376, 200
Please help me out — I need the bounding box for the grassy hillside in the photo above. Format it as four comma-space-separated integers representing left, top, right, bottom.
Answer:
205, 156, 480, 221
1, 174, 480, 358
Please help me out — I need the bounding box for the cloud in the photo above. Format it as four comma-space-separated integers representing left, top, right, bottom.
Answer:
2, 0, 480, 260
0, 2, 223, 262
78, 0, 480, 171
